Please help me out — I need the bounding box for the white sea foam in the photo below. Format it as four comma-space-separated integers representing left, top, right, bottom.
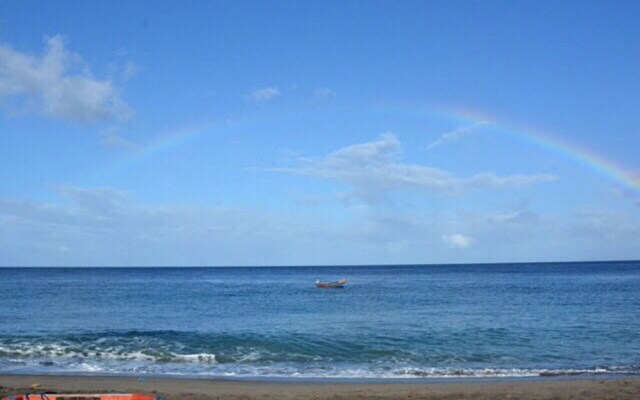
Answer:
171, 353, 217, 363
163, 365, 639, 380
0, 341, 216, 364
75, 363, 104, 372
1, 338, 638, 380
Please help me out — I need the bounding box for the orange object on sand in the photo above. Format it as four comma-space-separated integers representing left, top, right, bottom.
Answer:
3, 394, 158, 400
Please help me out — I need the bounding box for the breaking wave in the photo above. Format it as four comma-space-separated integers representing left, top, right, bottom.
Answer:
1, 331, 638, 380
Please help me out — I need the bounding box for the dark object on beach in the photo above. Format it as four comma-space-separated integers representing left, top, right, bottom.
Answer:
3, 395, 159, 400
316, 279, 348, 288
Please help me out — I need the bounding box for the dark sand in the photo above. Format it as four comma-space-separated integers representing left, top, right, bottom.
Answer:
1, 374, 639, 400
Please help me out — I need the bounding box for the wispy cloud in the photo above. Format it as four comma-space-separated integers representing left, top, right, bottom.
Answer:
100, 133, 138, 150
0, 186, 365, 266
426, 121, 489, 150
99, 126, 138, 150
1, 186, 639, 265
0, 35, 132, 124
486, 209, 540, 225
249, 87, 280, 101
121, 61, 141, 81
610, 187, 640, 207
442, 233, 473, 248
0, 186, 283, 265
270, 134, 558, 202
313, 88, 335, 100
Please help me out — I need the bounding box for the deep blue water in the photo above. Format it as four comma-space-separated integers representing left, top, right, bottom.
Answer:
1, 262, 639, 379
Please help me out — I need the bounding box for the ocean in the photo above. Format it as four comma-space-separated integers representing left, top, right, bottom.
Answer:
1, 262, 639, 380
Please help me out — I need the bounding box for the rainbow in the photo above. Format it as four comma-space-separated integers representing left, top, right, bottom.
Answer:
106, 120, 219, 176
376, 102, 640, 191
107, 104, 640, 191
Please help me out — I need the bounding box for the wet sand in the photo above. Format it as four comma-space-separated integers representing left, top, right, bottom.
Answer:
1, 374, 640, 400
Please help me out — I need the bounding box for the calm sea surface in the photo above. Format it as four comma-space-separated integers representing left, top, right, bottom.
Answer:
1, 262, 639, 379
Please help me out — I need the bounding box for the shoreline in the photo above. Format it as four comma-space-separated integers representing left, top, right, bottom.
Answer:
0, 370, 637, 384
1, 374, 639, 400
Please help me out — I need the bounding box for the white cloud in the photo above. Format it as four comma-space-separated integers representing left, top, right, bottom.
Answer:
100, 134, 137, 150
610, 187, 640, 207
427, 121, 489, 150
100, 126, 140, 150
486, 209, 540, 225
249, 87, 280, 101
0, 186, 278, 265
1, 186, 640, 265
271, 134, 558, 202
0, 35, 131, 123
566, 208, 640, 240
313, 88, 335, 100
0, 186, 384, 266
54, 185, 129, 214
442, 233, 473, 248
121, 61, 141, 81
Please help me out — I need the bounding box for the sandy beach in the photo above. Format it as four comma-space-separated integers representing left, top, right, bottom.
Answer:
1, 375, 639, 400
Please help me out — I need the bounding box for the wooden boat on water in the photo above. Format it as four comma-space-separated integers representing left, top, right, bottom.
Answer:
316, 279, 347, 288
2, 395, 158, 400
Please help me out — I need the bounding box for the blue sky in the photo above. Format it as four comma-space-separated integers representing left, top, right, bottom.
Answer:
0, 0, 639, 266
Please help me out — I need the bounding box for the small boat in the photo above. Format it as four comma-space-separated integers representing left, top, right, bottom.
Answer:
316, 279, 348, 288
3, 395, 158, 400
